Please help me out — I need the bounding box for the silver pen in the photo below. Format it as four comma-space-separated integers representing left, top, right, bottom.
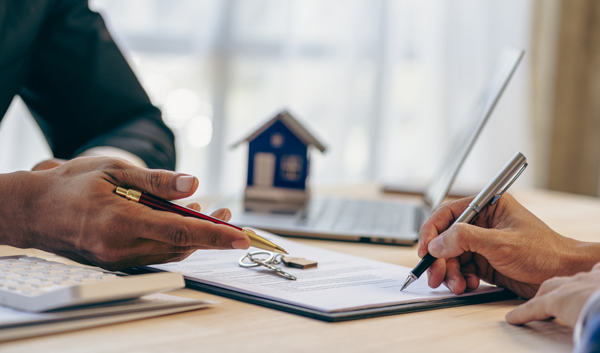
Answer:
400, 152, 528, 291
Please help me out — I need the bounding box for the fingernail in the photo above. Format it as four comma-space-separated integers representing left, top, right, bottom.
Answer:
231, 239, 249, 250
429, 237, 444, 255
176, 175, 195, 193
447, 279, 455, 291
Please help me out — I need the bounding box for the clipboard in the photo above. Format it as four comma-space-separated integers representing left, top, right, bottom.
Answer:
134, 230, 519, 323
182, 278, 517, 322
129, 265, 517, 322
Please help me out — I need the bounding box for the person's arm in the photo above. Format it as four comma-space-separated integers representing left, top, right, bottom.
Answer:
417, 194, 600, 299
19, 0, 175, 170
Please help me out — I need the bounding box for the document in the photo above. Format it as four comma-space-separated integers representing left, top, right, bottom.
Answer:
148, 230, 503, 315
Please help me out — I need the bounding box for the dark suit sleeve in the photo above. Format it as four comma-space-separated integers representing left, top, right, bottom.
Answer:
18, 0, 176, 170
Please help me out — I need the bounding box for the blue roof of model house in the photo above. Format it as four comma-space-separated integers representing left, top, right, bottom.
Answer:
232, 111, 327, 152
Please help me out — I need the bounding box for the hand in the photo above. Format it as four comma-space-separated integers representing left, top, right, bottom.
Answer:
32, 158, 67, 171
15, 157, 250, 270
506, 263, 600, 327
417, 193, 597, 298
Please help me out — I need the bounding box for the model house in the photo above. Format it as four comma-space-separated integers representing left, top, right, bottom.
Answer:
232, 110, 326, 203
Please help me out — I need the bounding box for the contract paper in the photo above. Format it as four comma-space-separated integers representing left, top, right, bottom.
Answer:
149, 230, 502, 313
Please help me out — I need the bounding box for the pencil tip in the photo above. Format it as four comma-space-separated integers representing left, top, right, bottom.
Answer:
274, 246, 288, 254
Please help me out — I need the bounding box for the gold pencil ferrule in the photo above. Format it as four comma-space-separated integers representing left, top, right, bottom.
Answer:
242, 228, 257, 236
115, 187, 141, 202
241, 228, 288, 254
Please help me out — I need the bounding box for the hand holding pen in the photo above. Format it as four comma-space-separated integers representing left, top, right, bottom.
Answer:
401, 152, 528, 292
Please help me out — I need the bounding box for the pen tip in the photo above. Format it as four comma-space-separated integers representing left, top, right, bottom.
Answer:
400, 274, 417, 292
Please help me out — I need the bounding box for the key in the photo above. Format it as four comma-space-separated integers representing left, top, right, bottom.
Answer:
282, 256, 318, 269
247, 255, 297, 280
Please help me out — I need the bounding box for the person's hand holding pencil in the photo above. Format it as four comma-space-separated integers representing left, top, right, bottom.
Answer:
13, 156, 251, 270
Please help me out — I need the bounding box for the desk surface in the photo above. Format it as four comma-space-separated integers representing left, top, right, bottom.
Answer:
1, 188, 599, 353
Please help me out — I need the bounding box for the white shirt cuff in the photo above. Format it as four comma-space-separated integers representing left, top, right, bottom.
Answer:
573, 288, 600, 352
77, 147, 148, 168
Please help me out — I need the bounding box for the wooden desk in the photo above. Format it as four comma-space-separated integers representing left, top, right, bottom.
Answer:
1, 188, 599, 353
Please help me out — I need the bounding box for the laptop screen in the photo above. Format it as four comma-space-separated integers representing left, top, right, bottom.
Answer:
423, 47, 524, 211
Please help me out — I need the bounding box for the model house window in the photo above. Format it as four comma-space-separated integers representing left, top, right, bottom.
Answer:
281, 155, 303, 182
271, 133, 284, 148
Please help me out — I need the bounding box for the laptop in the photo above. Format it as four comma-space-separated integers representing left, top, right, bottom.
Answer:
221, 47, 524, 245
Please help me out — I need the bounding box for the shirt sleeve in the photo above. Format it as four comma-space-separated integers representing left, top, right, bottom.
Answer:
574, 288, 600, 352
18, 0, 176, 170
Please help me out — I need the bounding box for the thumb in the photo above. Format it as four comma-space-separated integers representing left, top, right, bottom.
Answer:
108, 162, 199, 200
428, 223, 496, 259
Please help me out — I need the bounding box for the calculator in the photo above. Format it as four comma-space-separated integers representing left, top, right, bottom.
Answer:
0, 255, 184, 312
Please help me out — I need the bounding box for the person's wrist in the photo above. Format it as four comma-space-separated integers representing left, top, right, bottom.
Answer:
0, 171, 29, 248
563, 239, 600, 275
0, 171, 39, 248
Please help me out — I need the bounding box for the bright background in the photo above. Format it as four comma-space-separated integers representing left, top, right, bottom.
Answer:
0, 0, 534, 197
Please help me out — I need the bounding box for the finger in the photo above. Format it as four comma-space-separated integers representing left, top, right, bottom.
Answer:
97, 252, 195, 271
505, 297, 553, 325
460, 262, 481, 291
492, 271, 539, 299
418, 197, 474, 257
464, 272, 480, 291
186, 203, 202, 212
210, 208, 232, 222
536, 276, 570, 297
427, 223, 499, 259
458, 251, 473, 265
126, 206, 250, 249
427, 258, 447, 289
445, 257, 467, 294
101, 159, 199, 199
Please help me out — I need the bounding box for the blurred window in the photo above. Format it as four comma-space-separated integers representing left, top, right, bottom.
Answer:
0, 0, 534, 196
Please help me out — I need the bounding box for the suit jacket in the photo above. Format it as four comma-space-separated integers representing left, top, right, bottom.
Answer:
0, 0, 176, 170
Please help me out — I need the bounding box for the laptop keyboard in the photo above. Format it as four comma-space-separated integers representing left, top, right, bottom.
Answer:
296, 197, 417, 236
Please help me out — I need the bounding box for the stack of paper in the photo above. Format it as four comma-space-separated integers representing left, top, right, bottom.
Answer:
0, 294, 210, 342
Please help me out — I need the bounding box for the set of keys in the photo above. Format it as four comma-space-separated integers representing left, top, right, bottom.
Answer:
238, 251, 318, 280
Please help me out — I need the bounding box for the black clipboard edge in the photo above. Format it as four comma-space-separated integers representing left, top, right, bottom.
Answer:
183, 279, 518, 322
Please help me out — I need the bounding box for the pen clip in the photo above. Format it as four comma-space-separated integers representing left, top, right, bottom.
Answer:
490, 162, 528, 205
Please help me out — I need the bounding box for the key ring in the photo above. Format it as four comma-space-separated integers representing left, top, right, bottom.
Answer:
238, 251, 297, 280
272, 254, 283, 264
238, 251, 275, 267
